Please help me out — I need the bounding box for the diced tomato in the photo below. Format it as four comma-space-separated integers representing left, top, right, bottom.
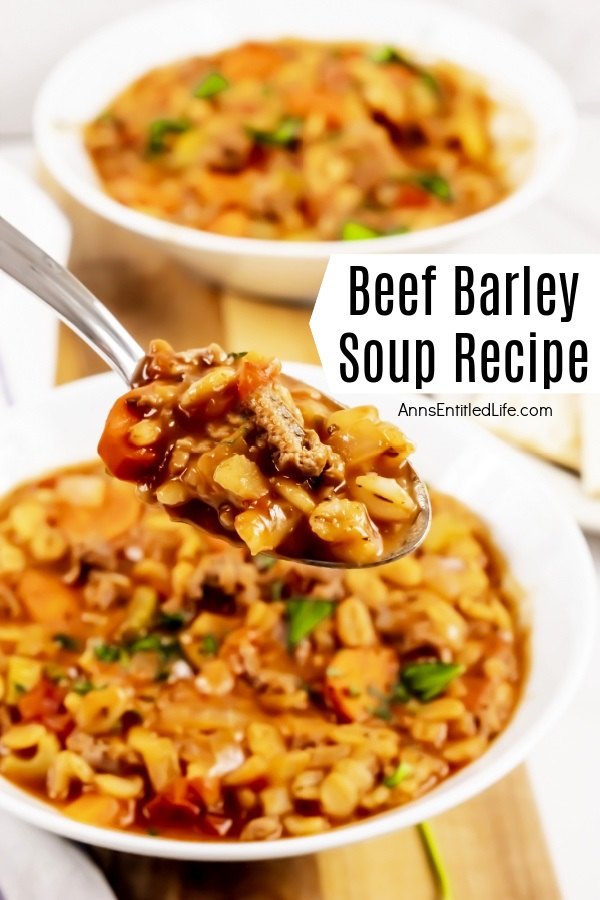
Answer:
18, 678, 71, 735
143, 777, 201, 826
97, 392, 159, 481
395, 184, 431, 208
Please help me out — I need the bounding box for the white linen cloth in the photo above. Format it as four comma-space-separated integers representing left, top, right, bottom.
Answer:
0, 809, 115, 900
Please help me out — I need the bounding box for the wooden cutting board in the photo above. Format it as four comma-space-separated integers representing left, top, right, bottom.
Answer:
52, 206, 561, 900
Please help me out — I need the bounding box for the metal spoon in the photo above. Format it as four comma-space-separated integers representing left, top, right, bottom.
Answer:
0, 215, 430, 566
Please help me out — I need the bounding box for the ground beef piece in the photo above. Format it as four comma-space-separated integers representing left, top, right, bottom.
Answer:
244, 383, 333, 478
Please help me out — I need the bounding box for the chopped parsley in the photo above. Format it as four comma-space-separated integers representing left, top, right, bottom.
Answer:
147, 118, 190, 154
370, 46, 439, 94
413, 173, 453, 202
248, 116, 302, 148
256, 553, 277, 572
368, 685, 393, 721
341, 221, 380, 241
128, 634, 182, 660
200, 634, 219, 656
383, 762, 412, 788
286, 598, 335, 647
269, 579, 285, 601
193, 71, 229, 100
93, 643, 122, 663
52, 633, 81, 652
157, 611, 187, 632
341, 221, 409, 241
400, 661, 464, 702
71, 678, 96, 696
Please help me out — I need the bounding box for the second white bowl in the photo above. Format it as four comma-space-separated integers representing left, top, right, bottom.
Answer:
33, 0, 575, 301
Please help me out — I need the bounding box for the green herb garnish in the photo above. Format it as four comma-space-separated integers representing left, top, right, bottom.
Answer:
52, 633, 81, 652
342, 221, 381, 241
270, 579, 285, 601
228, 351, 248, 362
256, 554, 277, 572
249, 116, 302, 148
93, 643, 122, 663
157, 611, 187, 632
370, 46, 439, 93
287, 598, 335, 647
418, 821, 454, 900
147, 118, 190, 154
383, 762, 412, 788
129, 634, 182, 660
201, 634, 219, 656
370, 46, 439, 94
413, 173, 453, 202
368, 685, 394, 721
341, 221, 409, 241
71, 679, 96, 696
14, 683, 27, 695
401, 662, 464, 702
390, 681, 411, 704
128, 635, 163, 654
193, 71, 229, 99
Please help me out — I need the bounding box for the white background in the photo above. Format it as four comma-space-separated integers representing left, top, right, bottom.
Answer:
1, 1, 600, 897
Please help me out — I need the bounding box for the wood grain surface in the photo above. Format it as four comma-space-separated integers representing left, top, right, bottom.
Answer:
52, 200, 560, 900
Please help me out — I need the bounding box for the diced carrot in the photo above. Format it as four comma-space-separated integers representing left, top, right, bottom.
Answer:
98, 393, 159, 482
57, 479, 141, 541
18, 570, 78, 624
325, 647, 399, 723
460, 675, 493, 714
64, 794, 123, 826
220, 42, 285, 80
236, 358, 279, 400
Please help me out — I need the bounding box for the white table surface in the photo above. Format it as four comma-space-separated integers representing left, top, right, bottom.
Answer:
2, 120, 600, 898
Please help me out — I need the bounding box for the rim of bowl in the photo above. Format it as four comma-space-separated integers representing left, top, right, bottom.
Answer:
0, 371, 595, 860
33, 0, 577, 260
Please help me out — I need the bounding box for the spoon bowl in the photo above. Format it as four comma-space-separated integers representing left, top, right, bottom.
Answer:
0, 215, 430, 567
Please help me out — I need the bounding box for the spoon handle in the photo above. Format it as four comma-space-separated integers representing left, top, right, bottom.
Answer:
0, 216, 142, 384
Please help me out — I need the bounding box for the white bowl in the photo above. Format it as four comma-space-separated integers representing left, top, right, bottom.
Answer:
0, 367, 595, 860
33, 0, 575, 301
